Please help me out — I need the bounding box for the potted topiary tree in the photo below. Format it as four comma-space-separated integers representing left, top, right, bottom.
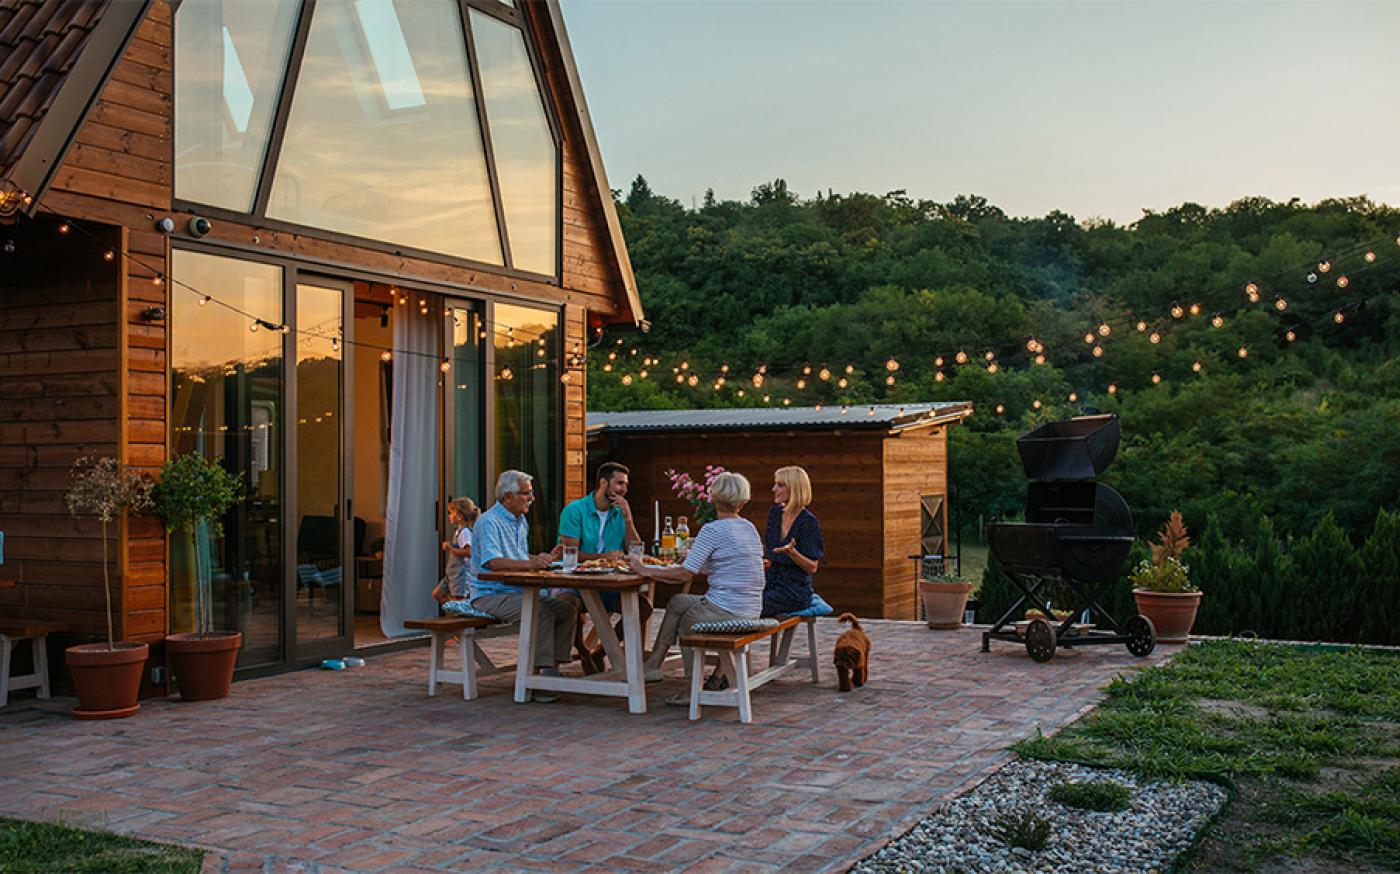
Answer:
63, 457, 153, 718
1131, 511, 1201, 643
152, 453, 244, 701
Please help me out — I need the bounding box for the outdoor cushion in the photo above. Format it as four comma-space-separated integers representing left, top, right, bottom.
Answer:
690, 618, 781, 634
442, 600, 498, 621
787, 592, 834, 618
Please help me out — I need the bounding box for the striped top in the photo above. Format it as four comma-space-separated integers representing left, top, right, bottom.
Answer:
682, 517, 765, 617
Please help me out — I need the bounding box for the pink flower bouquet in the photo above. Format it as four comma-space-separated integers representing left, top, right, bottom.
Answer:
665, 465, 727, 525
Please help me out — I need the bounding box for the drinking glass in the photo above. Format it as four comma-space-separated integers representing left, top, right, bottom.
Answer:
562, 545, 578, 571
628, 542, 644, 559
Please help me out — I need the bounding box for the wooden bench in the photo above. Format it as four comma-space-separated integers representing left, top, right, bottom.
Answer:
771, 616, 822, 684
679, 616, 803, 723
0, 621, 61, 708
403, 617, 517, 701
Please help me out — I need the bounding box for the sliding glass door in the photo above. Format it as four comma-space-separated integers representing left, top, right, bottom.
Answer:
444, 305, 487, 511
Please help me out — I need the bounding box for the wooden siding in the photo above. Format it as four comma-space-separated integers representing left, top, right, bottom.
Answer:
0, 216, 123, 639
587, 428, 945, 619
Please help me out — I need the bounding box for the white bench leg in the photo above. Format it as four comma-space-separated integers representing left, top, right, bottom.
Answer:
460, 633, 477, 701
807, 618, 820, 684
35, 634, 49, 699
428, 632, 444, 697
0, 634, 11, 708
687, 647, 704, 721
733, 648, 753, 724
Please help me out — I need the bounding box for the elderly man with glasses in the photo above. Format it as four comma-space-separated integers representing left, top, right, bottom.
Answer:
470, 469, 575, 702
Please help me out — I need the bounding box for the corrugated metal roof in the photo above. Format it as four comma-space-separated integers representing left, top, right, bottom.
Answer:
588, 402, 972, 435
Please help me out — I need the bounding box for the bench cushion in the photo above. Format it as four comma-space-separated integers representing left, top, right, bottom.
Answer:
689, 618, 780, 635
403, 616, 493, 633
441, 600, 498, 621
682, 616, 801, 650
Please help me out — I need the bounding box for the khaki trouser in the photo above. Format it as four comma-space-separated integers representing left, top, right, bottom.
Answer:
645, 594, 744, 674
472, 592, 578, 667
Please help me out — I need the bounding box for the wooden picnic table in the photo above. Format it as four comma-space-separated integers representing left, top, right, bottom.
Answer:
477, 570, 650, 714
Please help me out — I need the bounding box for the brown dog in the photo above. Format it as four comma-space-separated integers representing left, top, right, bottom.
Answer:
833, 613, 870, 692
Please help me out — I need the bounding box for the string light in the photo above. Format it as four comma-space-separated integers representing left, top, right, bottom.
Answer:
867, 406, 876, 416
1032, 399, 1042, 410
152, 275, 163, 287
837, 377, 848, 388
1151, 373, 1162, 384
1091, 346, 1104, 358
198, 295, 210, 306
1365, 251, 1377, 263
603, 363, 612, 372
1171, 302, 1184, 318
1334, 311, 1345, 324
676, 374, 685, 384
736, 389, 744, 397
1083, 332, 1095, 344
1275, 298, 1288, 311
1068, 392, 1078, 403
818, 367, 831, 381
1212, 314, 1224, 328
331, 337, 340, 352
1318, 260, 1331, 273
783, 398, 791, 406
1192, 361, 1203, 373
1034, 354, 1046, 365
984, 351, 995, 362
560, 373, 571, 384
279, 323, 290, 334
1149, 332, 1161, 344
814, 403, 822, 411
934, 356, 944, 367
752, 374, 764, 388
1237, 346, 1249, 358
639, 369, 649, 379
987, 363, 999, 373
621, 374, 633, 386
763, 395, 770, 403
803, 365, 812, 375
680, 361, 689, 371
440, 360, 450, 373
1098, 323, 1111, 337
1245, 283, 1260, 303
103, 250, 114, 262
934, 370, 945, 382
995, 404, 1005, 414
796, 379, 807, 389
885, 375, 896, 386
716, 376, 726, 387
1189, 303, 1201, 316
1286, 330, 1297, 342
885, 358, 899, 372
500, 367, 513, 380
1336, 275, 1349, 288
955, 351, 968, 364
844, 364, 854, 374
58, 223, 69, 234
687, 374, 699, 386
1107, 383, 1118, 395
1135, 321, 1147, 332
840, 405, 849, 415
1307, 272, 1318, 284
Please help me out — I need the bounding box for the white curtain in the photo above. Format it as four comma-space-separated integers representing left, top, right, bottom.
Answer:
381, 311, 439, 637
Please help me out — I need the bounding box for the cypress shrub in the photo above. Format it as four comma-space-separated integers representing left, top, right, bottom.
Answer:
1358, 509, 1400, 646
1251, 518, 1291, 638
1288, 514, 1362, 643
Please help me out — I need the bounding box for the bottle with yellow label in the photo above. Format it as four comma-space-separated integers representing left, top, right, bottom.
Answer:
661, 516, 676, 558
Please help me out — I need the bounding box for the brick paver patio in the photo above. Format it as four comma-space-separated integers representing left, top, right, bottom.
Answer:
0, 619, 1175, 872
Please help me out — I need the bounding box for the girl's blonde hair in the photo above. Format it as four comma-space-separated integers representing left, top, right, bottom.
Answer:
448, 497, 480, 527
708, 472, 751, 511
774, 466, 812, 514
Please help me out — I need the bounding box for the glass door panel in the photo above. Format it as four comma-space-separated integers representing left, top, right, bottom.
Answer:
492, 303, 559, 551
294, 281, 348, 648
445, 305, 485, 508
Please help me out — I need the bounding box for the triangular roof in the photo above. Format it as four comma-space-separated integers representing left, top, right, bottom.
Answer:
0, 0, 642, 325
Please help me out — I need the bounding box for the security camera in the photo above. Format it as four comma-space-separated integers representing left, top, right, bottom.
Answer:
154, 217, 175, 234
187, 216, 212, 237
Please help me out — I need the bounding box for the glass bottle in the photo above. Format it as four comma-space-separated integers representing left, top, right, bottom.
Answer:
661, 516, 676, 558
676, 516, 690, 556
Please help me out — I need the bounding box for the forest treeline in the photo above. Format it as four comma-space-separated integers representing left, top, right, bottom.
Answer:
590, 176, 1400, 553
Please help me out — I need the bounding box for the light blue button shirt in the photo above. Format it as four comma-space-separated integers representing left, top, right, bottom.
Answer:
470, 502, 531, 600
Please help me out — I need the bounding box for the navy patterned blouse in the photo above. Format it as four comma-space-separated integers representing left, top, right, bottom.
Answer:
762, 505, 824, 617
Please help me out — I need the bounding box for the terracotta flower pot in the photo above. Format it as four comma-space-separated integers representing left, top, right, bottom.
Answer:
919, 580, 973, 630
1132, 589, 1202, 643
167, 631, 242, 701
65, 641, 149, 719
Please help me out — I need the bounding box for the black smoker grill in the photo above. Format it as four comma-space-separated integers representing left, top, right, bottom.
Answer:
983, 414, 1156, 662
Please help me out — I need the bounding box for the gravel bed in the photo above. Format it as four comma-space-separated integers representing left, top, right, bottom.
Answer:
853, 758, 1229, 873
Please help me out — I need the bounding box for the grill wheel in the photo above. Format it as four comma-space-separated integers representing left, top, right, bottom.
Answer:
1125, 615, 1157, 657
1024, 619, 1057, 662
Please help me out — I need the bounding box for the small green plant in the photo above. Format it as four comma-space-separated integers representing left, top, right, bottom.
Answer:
1132, 511, 1197, 593
990, 810, 1052, 851
151, 453, 243, 633
1049, 780, 1132, 812
64, 458, 152, 650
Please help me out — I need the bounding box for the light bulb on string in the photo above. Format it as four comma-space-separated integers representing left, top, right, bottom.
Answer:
1091, 346, 1104, 358
603, 363, 612, 372
1365, 251, 1377, 263
1336, 275, 1349, 289
758, 364, 767, 374
439, 360, 451, 373
1192, 361, 1202, 373
752, 374, 764, 388
676, 374, 685, 384
331, 337, 340, 352
1034, 354, 1046, 365
987, 363, 999, 373
885, 358, 899, 372
885, 375, 896, 386
995, 404, 1005, 415
934, 370, 945, 382
1136, 321, 1147, 332
814, 403, 823, 412
279, 323, 290, 334
763, 395, 770, 403
1032, 399, 1042, 410
380, 350, 392, 362
955, 351, 968, 364
1189, 303, 1201, 316
783, 398, 791, 406
58, 223, 70, 234
687, 374, 699, 386
1245, 283, 1260, 302
984, 351, 996, 362
103, 250, 115, 262
1318, 260, 1331, 273
1107, 383, 1118, 395
1098, 323, 1111, 337
607, 351, 616, 360
639, 369, 649, 379
631, 349, 639, 357
844, 363, 854, 374
621, 374, 633, 386
796, 379, 807, 389
500, 367, 513, 380
199, 295, 210, 307
1212, 314, 1224, 328
1275, 298, 1288, 311
152, 275, 163, 287
1152, 373, 1162, 384
736, 389, 745, 397
837, 377, 849, 388
840, 405, 849, 415
1068, 392, 1078, 403
1307, 272, 1318, 284
680, 361, 689, 371
720, 363, 729, 373
560, 373, 571, 385
1149, 332, 1161, 344
1286, 330, 1297, 342
934, 356, 944, 367
1237, 346, 1249, 358
716, 376, 726, 387
1084, 332, 1095, 344
1334, 311, 1345, 324
1026, 339, 1038, 351
867, 407, 876, 416
803, 365, 812, 375
818, 367, 831, 381
1171, 303, 1184, 319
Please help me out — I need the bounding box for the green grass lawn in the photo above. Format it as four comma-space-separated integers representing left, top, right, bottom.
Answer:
0, 817, 203, 873
1015, 640, 1400, 871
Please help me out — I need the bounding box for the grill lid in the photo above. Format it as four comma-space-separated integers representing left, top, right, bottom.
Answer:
1015, 414, 1121, 481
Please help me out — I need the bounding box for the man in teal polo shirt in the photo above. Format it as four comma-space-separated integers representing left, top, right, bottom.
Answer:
557, 462, 652, 670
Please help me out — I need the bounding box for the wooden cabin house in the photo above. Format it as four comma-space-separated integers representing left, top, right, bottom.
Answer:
587, 403, 972, 619
0, 0, 640, 687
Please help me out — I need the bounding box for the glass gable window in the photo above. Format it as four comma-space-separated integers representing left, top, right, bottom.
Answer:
174, 0, 301, 211
471, 10, 558, 276
267, 0, 502, 264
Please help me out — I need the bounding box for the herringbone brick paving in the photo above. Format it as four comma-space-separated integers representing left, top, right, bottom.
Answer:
0, 619, 1175, 872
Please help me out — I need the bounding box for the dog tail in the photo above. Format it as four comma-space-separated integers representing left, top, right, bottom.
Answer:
837, 612, 862, 630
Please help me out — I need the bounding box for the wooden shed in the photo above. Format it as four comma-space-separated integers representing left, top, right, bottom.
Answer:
0, 0, 639, 688
587, 403, 972, 620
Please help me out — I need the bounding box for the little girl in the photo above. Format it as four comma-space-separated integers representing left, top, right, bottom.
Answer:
433, 497, 480, 605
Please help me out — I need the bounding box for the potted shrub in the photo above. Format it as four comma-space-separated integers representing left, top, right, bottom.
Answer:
1131, 511, 1201, 643
920, 571, 973, 630
152, 453, 244, 701
63, 457, 153, 719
